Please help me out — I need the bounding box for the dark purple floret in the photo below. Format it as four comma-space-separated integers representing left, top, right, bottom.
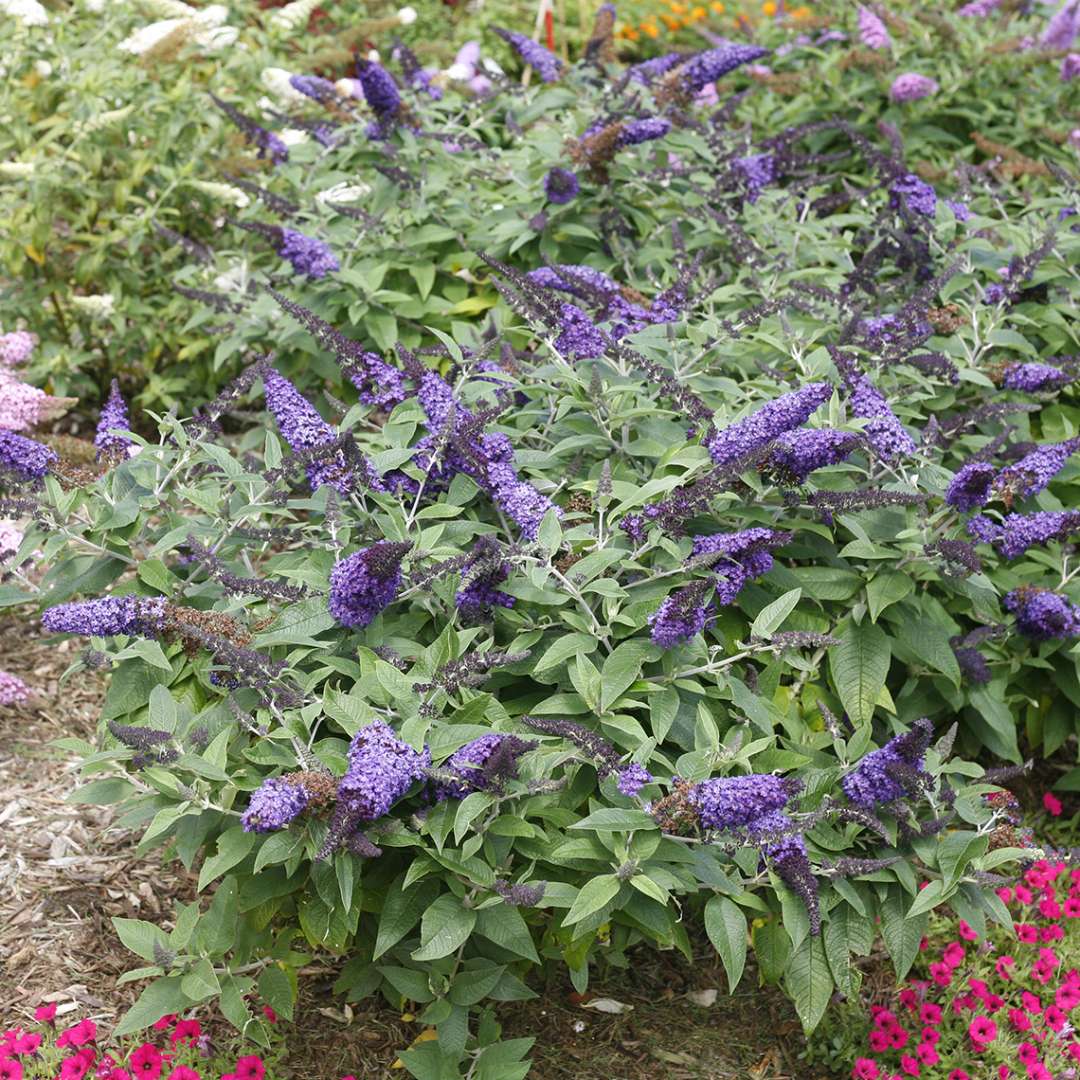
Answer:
946, 200, 972, 222
1000, 362, 1075, 393
616, 762, 653, 797
841, 719, 934, 808
706, 382, 832, 467
94, 379, 133, 459
0, 430, 58, 482
746, 809, 820, 935
994, 438, 1080, 502
628, 52, 687, 84
889, 173, 937, 218
328, 542, 410, 629
1004, 586, 1080, 641
346, 353, 408, 410
952, 645, 991, 684
837, 360, 916, 459
735, 153, 776, 203
434, 733, 533, 799
493, 879, 546, 906
455, 536, 515, 622
210, 93, 287, 164
263, 368, 353, 493
42, 595, 168, 638
688, 773, 802, 830
675, 41, 770, 93
945, 461, 996, 511
241, 776, 309, 833
970, 510, 1080, 559
690, 527, 792, 604
615, 118, 671, 146
544, 167, 580, 205
356, 59, 401, 124
277, 229, 339, 280
289, 74, 338, 104
492, 27, 563, 82
555, 303, 605, 358
338, 719, 431, 820
649, 578, 712, 648
765, 428, 859, 483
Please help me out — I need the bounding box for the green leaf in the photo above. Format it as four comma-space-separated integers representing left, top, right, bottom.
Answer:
198, 826, 256, 891
937, 831, 990, 889
474, 904, 540, 963
253, 597, 335, 647
534, 633, 598, 674
180, 957, 221, 1001
753, 921, 791, 985
258, 965, 296, 1021
600, 639, 654, 712
866, 572, 912, 622
570, 808, 659, 832
411, 894, 477, 962
750, 588, 802, 639
830, 622, 891, 725
114, 977, 193, 1037
704, 895, 747, 993
113, 917, 170, 964
374, 879, 442, 960
906, 879, 949, 919
563, 874, 620, 926
881, 890, 927, 981
967, 687, 1021, 763
893, 615, 961, 687
68, 777, 135, 805
822, 906, 872, 999
785, 935, 833, 1033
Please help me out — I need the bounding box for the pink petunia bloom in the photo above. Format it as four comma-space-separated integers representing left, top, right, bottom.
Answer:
1016, 924, 1039, 944
887, 1026, 909, 1050
1043, 792, 1064, 816
1016, 886, 1034, 905
929, 962, 952, 988
0, 1060, 23, 1080
1022, 993, 1044, 1015
1057, 983, 1080, 1010
947, 1072, 969, 1080
1065, 898, 1080, 918
1018, 1043, 1039, 1066
899, 990, 918, 1011
920, 1027, 939, 1045
997, 887, 1013, 904
152, 1017, 176, 1033
234, 1058, 265, 1080
914, 1043, 938, 1066
105, 1072, 132, 1080
996, 956, 1016, 979
128, 1045, 162, 1080
853, 1060, 880, 1080
1039, 898, 1061, 919
1010, 1008, 1033, 1031
166, 1069, 201, 1080
57, 1021, 96, 1049
1029, 1065, 1052, 1080
262, 1006, 277, 1024
33, 1003, 57, 1024
969, 1016, 997, 1044
1042, 926, 1064, 942
60, 1056, 91, 1080
10, 1034, 40, 1055
943, 943, 965, 969
919, 1002, 941, 1025
170, 1021, 201, 1048
1044, 1005, 1066, 1030
958, 921, 979, 942
869, 1029, 890, 1052
899, 1055, 920, 1077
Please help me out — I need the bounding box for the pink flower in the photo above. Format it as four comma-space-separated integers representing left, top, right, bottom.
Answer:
1043, 792, 1063, 816
887, 1026, 909, 1050
958, 920, 978, 942
1016, 924, 1039, 944
929, 962, 952, 988
10, 1034, 40, 1055
128, 1045, 162, 1080
1044, 1005, 1066, 1030
57, 1021, 96, 1049
996, 956, 1016, 979
1016, 886, 1034, 905
166, 1069, 201, 1080
919, 1003, 941, 1025
1039, 898, 1061, 919
0, 332, 36, 367
33, 1004, 57, 1025
899, 990, 918, 1010
869, 1030, 890, 1052
1042, 926, 1064, 942
914, 1043, 938, 1066
1057, 983, 1080, 1010
947, 1072, 969, 1080
1010, 1008, 1033, 1031
170, 1021, 200, 1047
997, 887, 1013, 904
234, 1058, 264, 1080
1069, 1042, 1080, 1061
61, 1056, 92, 1080
920, 1027, 939, 1045
857, 6, 891, 49
152, 1017, 176, 1033
0, 1060, 23, 1080
969, 1016, 997, 1044
899, 1055, 920, 1077
105, 1072, 131, 1080
998, 1068, 1009, 1080
261, 1006, 277, 1024
943, 943, 965, 969
1018, 1043, 1039, 1066
1029, 1065, 1052, 1080
1022, 992, 1043, 1015
1064, 898, 1080, 918
853, 1060, 880, 1080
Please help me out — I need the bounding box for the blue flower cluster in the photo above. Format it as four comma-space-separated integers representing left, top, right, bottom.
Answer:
1004, 586, 1080, 641
690, 527, 791, 605
42, 595, 169, 638
94, 380, 133, 460
241, 777, 309, 833
328, 542, 411, 629
339, 719, 431, 821
840, 719, 933, 808
688, 773, 802, 829
277, 228, 339, 280
706, 383, 833, 467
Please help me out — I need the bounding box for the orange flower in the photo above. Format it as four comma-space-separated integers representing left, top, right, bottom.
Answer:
710, 1, 725, 10
670, 2, 687, 12
641, 20, 659, 36
762, 0, 778, 15
791, 4, 812, 18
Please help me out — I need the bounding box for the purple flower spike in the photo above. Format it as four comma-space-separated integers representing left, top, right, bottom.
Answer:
94, 379, 133, 460
857, 6, 890, 49
735, 153, 776, 203
766, 429, 859, 483
841, 719, 933, 808
677, 41, 770, 93
1042, 0, 1080, 50
555, 303, 605, 358
945, 461, 995, 511
241, 777, 309, 833
1005, 586, 1080, 641
690, 527, 791, 605
958, 0, 1001, 13
835, 355, 915, 459
338, 718, 431, 820
649, 579, 711, 648
747, 809, 820, 934
356, 59, 401, 124
974, 511, 1080, 559
263, 368, 352, 493
706, 383, 832, 468
456, 536, 516, 622
277, 229, 339, 280
492, 27, 563, 82
0, 430, 57, 482
289, 74, 338, 104
615, 118, 671, 147
994, 438, 1080, 502
42, 595, 168, 638
328, 542, 411, 629
434, 734, 533, 800
1001, 363, 1074, 393
616, 762, 653, 797
1063, 53, 1080, 81
889, 73, 938, 102
628, 52, 687, 84
889, 174, 936, 218
543, 167, 580, 205
688, 773, 802, 830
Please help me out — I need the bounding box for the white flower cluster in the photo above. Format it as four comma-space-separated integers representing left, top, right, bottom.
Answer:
70, 294, 116, 319
190, 180, 250, 208
118, 4, 236, 56
267, 0, 319, 32
1, 0, 48, 25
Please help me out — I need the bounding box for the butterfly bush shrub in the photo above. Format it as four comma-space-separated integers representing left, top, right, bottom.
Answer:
13, 13, 1080, 1080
